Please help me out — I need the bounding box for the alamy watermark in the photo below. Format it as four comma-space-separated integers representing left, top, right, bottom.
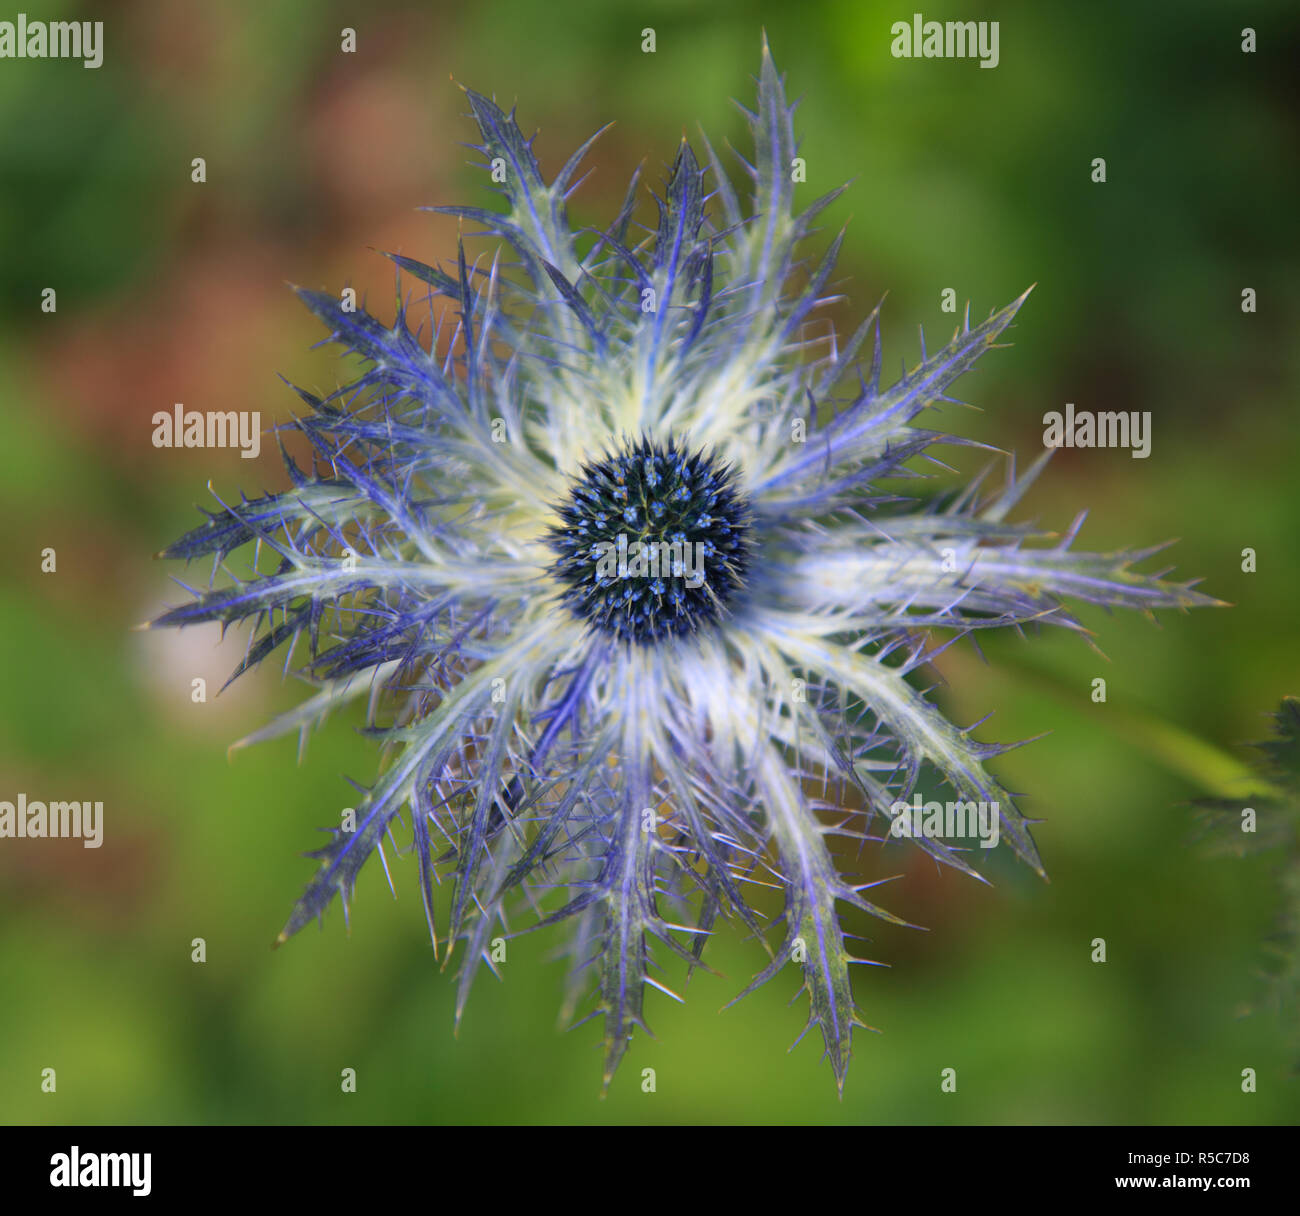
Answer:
0, 14, 102, 68
1043, 403, 1152, 459
50, 1146, 150, 1197
888, 792, 1000, 848
890, 14, 999, 69
0, 794, 102, 847
592, 535, 707, 589
152, 404, 262, 459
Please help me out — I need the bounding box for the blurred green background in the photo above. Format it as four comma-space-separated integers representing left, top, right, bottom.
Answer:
1, 0, 1298, 1124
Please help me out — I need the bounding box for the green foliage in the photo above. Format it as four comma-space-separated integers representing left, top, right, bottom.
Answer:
1195, 698, 1300, 1070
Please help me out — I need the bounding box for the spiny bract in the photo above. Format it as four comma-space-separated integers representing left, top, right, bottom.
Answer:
152, 38, 1219, 1094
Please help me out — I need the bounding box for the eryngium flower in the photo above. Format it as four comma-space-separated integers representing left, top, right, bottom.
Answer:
152, 39, 1219, 1093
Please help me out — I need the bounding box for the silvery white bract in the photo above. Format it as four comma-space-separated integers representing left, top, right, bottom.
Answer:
153, 38, 1217, 1093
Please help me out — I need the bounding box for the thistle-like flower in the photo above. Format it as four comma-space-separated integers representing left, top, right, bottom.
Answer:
152, 39, 1219, 1093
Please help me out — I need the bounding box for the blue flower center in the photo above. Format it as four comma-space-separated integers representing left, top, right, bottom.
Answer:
548, 436, 751, 645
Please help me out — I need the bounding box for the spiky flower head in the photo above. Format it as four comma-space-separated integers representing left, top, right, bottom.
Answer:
547, 436, 752, 644
152, 37, 1219, 1094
